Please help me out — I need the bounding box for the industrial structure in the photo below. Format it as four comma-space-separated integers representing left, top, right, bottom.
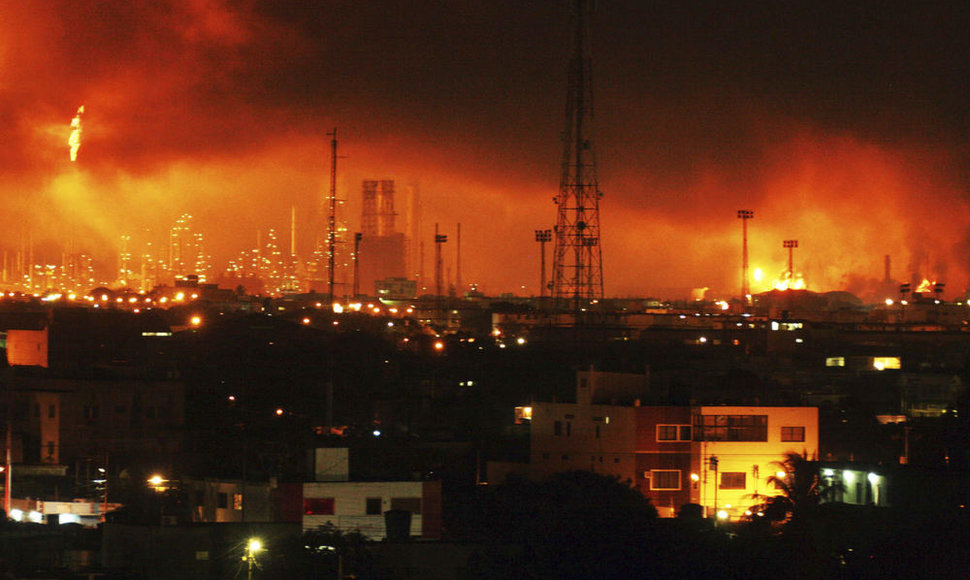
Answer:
551, 0, 604, 313
358, 180, 407, 296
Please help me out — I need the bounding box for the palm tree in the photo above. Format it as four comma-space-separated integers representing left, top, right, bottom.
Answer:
748, 452, 841, 529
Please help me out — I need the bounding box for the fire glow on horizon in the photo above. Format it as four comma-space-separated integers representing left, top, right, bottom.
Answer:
1, 3, 967, 300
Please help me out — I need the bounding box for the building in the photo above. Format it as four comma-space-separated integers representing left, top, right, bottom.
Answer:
526, 370, 819, 519
359, 180, 407, 296
299, 448, 442, 540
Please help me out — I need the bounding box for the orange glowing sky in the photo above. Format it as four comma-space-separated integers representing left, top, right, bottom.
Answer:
2, 1, 969, 299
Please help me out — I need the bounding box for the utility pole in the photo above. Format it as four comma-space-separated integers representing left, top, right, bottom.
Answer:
551, 0, 604, 315
710, 455, 719, 523
737, 210, 754, 304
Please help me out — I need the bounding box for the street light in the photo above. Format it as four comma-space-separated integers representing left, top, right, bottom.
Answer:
243, 538, 262, 580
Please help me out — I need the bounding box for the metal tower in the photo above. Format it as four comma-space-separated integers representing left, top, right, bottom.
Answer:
551, 0, 604, 313
327, 128, 338, 306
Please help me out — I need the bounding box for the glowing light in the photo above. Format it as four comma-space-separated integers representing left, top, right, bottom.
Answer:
690, 473, 700, 482
772, 271, 807, 291
843, 471, 855, 483
190, 315, 202, 326
753, 268, 764, 283
885, 298, 894, 306
333, 303, 344, 313
716, 510, 729, 520
915, 278, 934, 293
867, 473, 878, 484
69, 105, 84, 161
372, 429, 382, 437
434, 341, 445, 351
275, 408, 284, 416
516, 337, 526, 345
247, 539, 262, 553
776, 471, 786, 478
716, 300, 729, 311
302, 317, 311, 325
9, 509, 23, 522
823, 469, 834, 477
175, 292, 185, 302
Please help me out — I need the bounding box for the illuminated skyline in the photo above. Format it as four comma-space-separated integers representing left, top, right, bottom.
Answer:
2, 1, 968, 299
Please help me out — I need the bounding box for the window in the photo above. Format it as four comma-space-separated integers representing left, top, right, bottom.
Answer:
720, 472, 746, 489
233, 493, 243, 510
872, 357, 901, 370
650, 470, 681, 490
390, 497, 421, 514
826, 357, 845, 367
48, 405, 55, 419
781, 426, 805, 442
657, 424, 691, 441
218, 493, 228, 509
694, 415, 767, 441
595, 425, 600, 439
554, 421, 562, 436
366, 497, 382, 515
566, 422, 571, 436
304, 497, 335, 515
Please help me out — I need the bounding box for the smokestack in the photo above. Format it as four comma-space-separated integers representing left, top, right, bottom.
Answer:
884, 255, 891, 283
456, 222, 462, 295
291, 205, 297, 256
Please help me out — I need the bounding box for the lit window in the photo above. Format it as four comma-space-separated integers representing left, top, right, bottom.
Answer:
233, 493, 243, 510
872, 357, 901, 370
826, 357, 845, 367
514, 406, 533, 424
304, 497, 335, 515
650, 470, 681, 490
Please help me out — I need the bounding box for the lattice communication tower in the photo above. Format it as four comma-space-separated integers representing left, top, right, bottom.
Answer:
551, 0, 604, 313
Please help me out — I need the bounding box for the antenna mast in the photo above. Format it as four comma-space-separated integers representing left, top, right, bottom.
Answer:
552, 0, 603, 314
327, 128, 338, 306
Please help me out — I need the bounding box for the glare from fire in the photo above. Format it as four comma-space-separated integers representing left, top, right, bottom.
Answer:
753, 268, 764, 283
69, 106, 84, 162
915, 278, 934, 293
772, 271, 806, 291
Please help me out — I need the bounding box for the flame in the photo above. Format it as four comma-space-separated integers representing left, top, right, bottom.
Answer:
772, 271, 806, 291
915, 278, 934, 293
69, 105, 84, 161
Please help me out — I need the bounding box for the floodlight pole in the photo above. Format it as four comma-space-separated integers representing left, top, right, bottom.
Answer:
737, 210, 753, 304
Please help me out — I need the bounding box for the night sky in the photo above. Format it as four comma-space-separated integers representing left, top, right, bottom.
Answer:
2, 0, 968, 299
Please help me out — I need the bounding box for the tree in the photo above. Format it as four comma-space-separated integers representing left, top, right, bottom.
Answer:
466, 470, 659, 580
749, 452, 840, 529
